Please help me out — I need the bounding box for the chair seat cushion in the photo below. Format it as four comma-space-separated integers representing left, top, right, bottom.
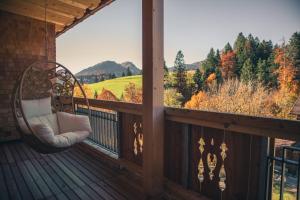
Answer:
32, 124, 89, 148
18, 113, 59, 135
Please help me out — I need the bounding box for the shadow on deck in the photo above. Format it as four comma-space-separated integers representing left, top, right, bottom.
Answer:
0, 141, 145, 200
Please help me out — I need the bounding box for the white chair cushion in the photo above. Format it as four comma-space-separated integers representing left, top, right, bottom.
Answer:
21, 97, 52, 119
31, 124, 89, 148
18, 113, 59, 135
57, 112, 92, 134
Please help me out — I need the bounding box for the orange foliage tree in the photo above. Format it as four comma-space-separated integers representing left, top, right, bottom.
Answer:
220, 50, 237, 79
73, 84, 93, 99
185, 91, 208, 109
274, 47, 298, 94
123, 82, 142, 104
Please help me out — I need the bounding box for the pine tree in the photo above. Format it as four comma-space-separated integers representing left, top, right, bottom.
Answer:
288, 32, 300, 69
164, 61, 169, 79
257, 59, 270, 86
241, 58, 256, 83
126, 67, 132, 76
94, 90, 98, 99
234, 32, 247, 76
224, 42, 233, 53
173, 50, 188, 101
193, 68, 204, 92
122, 72, 125, 77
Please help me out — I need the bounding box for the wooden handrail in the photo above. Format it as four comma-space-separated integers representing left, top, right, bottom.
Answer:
74, 97, 300, 141
74, 97, 143, 115
165, 107, 300, 141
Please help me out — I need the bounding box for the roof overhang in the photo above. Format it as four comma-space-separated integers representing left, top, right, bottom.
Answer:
0, 0, 114, 37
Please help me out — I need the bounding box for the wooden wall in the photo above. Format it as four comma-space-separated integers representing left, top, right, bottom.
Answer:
0, 11, 55, 141
164, 120, 265, 200
120, 113, 143, 166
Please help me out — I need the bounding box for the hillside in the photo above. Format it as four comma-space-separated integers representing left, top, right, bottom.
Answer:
76, 61, 141, 77
89, 75, 142, 98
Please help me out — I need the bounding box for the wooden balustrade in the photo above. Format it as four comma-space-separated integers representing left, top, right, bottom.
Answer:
74, 97, 300, 199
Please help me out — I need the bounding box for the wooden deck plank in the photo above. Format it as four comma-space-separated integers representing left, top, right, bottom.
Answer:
2, 164, 22, 200
16, 161, 44, 200
0, 142, 145, 200
65, 149, 133, 200
0, 165, 11, 200
58, 153, 116, 200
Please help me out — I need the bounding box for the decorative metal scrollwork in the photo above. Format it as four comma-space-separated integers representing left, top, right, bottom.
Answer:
219, 136, 228, 191
197, 137, 205, 185
207, 138, 217, 180
133, 122, 143, 156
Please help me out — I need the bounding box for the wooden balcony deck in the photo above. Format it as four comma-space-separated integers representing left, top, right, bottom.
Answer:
0, 141, 145, 200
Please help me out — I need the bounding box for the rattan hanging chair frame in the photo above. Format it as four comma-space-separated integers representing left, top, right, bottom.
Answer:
12, 61, 91, 154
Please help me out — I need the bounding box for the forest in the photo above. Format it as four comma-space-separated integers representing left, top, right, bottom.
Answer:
76, 32, 300, 120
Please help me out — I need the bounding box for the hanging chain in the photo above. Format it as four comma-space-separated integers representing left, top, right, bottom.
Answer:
44, 0, 48, 61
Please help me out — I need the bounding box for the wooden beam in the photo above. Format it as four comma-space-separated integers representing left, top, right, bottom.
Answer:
57, 0, 101, 10
24, 0, 85, 18
0, 1, 72, 26
142, 0, 164, 197
56, 0, 113, 37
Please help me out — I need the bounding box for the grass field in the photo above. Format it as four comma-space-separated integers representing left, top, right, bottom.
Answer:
88, 75, 142, 98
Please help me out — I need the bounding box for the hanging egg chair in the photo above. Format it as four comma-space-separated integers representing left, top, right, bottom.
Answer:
12, 61, 92, 154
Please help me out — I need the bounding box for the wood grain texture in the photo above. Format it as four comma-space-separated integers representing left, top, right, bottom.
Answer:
142, 0, 165, 196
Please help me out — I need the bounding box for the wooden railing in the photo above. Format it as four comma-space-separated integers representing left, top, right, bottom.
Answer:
74, 97, 300, 200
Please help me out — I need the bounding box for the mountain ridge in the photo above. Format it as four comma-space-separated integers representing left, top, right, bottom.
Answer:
76, 61, 141, 77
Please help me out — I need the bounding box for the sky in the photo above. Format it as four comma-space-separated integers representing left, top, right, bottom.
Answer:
57, 0, 300, 73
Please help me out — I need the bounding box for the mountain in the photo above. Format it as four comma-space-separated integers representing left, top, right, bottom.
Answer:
169, 61, 202, 71
76, 61, 141, 77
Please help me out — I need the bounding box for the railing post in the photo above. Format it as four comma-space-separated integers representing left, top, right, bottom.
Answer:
142, 0, 164, 197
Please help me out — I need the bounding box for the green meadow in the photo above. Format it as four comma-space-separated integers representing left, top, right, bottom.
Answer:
88, 75, 142, 98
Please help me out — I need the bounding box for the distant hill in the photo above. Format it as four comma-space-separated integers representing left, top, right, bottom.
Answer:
169, 61, 202, 71
76, 61, 141, 77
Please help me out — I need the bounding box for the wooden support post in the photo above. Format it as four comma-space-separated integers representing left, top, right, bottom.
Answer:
142, 0, 164, 197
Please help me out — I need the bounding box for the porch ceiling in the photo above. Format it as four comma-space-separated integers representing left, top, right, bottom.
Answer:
0, 0, 114, 37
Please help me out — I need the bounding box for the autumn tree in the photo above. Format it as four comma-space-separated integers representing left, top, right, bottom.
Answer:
123, 82, 142, 104
173, 50, 189, 100
220, 50, 237, 79
164, 88, 183, 107
73, 84, 93, 99
274, 47, 298, 93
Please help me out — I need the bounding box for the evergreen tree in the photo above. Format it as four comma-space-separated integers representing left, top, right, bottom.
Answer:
257, 59, 270, 86
126, 67, 132, 76
94, 90, 98, 99
173, 50, 188, 101
111, 73, 116, 79
122, 72, 125, 77
288, 32, 300, 69
164, 61, 169, 79
234, 32, 247, 76
257, 40, 273, 61
224, 42, 233, 53
216, 49, 221, 67
193, 68, 204, 92
241, 58, 256, 83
